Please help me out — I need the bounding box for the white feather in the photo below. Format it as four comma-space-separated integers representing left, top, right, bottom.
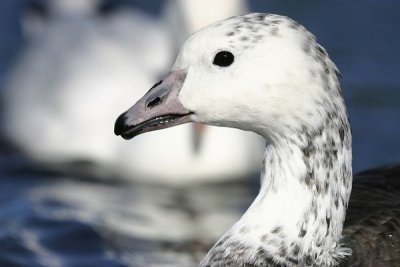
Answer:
167, 13, 353, 266
2, 0, 265, 184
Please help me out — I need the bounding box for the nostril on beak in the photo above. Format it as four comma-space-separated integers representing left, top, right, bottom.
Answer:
147, 96, 163, 109
114, 112, 128, 135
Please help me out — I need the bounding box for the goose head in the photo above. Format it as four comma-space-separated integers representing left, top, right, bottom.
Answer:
115, 13, 344, 145
116, 13, 352, 265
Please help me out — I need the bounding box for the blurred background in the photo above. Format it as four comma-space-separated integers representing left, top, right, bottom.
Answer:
0, 0, 399, 266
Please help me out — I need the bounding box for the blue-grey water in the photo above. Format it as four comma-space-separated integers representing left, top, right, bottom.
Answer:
0, 1, 399, 266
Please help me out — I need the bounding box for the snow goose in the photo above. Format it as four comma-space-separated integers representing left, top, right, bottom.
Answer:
1, 0, 264, 184
115, 0, 265, 183
115, 13, 400, 266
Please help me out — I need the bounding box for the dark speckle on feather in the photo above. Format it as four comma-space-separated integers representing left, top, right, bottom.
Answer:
197, 13, 400, 267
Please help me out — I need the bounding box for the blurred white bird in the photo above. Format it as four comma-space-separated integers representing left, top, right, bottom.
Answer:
2, 0, 264, 184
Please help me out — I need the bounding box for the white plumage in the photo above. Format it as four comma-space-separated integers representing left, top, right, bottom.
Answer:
1, 0, 264, 184
116, 13, 355, 266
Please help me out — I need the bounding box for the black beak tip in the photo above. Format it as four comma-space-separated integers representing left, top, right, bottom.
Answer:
114, 112, 128, 136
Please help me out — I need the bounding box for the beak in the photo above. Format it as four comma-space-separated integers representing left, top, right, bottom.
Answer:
114, 69, 193, 140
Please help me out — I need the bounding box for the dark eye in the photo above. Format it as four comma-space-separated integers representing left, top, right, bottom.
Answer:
213, 51, 234, 67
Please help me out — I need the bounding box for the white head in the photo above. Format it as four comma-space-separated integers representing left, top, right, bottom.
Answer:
115, 13, 352, 266
116, 13, 346, 145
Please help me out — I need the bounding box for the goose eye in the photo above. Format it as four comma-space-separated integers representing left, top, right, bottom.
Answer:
213, 51, 234, 67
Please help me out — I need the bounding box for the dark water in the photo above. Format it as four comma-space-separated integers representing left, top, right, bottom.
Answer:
0, 151, 254, 267
0, 1, 399, 266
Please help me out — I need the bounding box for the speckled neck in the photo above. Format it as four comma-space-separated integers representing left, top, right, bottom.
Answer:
201, 96, 352, 266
